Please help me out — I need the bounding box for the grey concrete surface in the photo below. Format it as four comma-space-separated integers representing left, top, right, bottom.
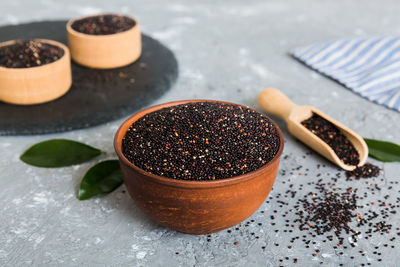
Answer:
1, 0, 400, 266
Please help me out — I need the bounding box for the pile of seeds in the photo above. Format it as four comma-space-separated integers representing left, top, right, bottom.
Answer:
266, 154, 397, 265
294, 180, 395, 247
301, 113, 359, 166
122, 102, 280, 180
295, 182, 359, 246
0, 40, 64, 68
71, 15, 136, 35
199, 151, 398, 266
274, 178, 397, 265
345, 162, 381, 179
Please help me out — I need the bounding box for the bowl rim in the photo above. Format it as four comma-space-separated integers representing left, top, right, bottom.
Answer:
114, 99, 284, 189
66, 13, 139, 39
0, 39, 70, 71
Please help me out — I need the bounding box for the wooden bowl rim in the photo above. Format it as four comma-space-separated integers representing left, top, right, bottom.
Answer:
114, 99, 284, 189
66, 13, 139, 40
0, 39, 70, 71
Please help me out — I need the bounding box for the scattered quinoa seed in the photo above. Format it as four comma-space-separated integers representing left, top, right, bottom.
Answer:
345, 162, 381, 179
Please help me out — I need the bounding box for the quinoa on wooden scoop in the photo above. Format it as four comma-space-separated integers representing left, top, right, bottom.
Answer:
122, 102, 280, 180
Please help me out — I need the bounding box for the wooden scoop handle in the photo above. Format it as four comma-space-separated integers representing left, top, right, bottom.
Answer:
257, 88, 297, 121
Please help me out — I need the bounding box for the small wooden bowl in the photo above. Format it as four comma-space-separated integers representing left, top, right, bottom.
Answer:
66, 14, 141, 69
0, 39, 72, 105
114, 100, 284, 234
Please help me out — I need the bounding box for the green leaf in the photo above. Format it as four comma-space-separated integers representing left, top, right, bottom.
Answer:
364, 138, 400, 162
20, 139, 105, 167
78, 160, 123, 200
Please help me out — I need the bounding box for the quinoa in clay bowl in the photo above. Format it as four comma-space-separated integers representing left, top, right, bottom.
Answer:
114, 100, 284, 234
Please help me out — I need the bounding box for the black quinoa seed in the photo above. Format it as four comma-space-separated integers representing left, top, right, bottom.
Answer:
345, 163, 381, 179
0, 40, 64, 68
271, 161, 400, 265
122, 102, 280, 180
301, 113, 359, 166
71, 14, 136, 35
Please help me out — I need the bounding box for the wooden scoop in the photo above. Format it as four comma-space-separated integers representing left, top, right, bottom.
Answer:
257, 88, 368, 171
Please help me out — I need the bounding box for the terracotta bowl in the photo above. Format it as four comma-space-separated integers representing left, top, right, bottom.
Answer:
0, 39, 72, 105
66, 14, 141, 69
114, 100, 284, 235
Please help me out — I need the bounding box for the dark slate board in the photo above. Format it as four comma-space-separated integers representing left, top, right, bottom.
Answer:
0, 21, 178, 135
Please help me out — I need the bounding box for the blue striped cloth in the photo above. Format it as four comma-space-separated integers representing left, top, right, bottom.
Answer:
292, 36, 400, 112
